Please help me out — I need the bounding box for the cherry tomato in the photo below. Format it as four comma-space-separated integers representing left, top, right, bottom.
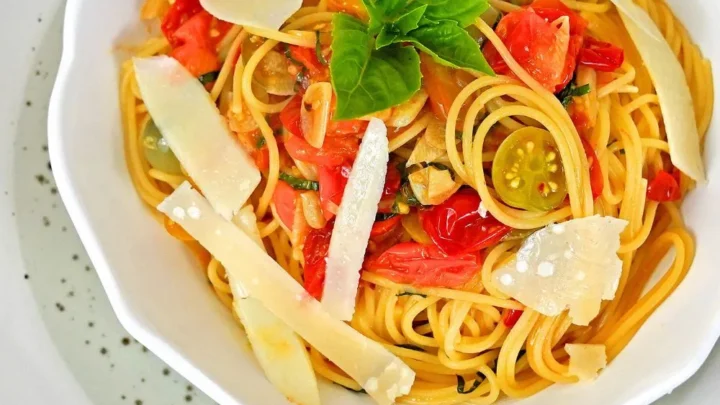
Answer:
531, 0, 588, 36
285, 134, 359, 167
370, 215, 402, 238
318, 162, 352, 219
302, 222, 333, 300
419, 189, 511, 256
327, 118, 368, 137
383, 164, 402, 198
169, 11, 220, 77
492, 127, 568, 211
647, 169, 682, 202
272, 180, 298, 229
280, 95, 304, 137
254, 146, 270, 171
161, 0, 204, 47
580, 137, 603, 200
578, 37, 625, 72
502, 309, 524, 328
367, 243, 481, 288
420, 53, 475, 122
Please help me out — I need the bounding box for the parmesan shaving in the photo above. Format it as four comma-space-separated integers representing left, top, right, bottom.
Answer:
493, 216, 628, 325
322, 118, 389, 321
158, 183, 414, 404
134, 56, 260, 220
611, 0, 705, 182
566, 344, 607, 381
200, 0, 302, 31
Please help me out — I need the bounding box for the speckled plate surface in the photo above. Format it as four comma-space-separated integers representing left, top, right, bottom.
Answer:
2, 0, 720, 405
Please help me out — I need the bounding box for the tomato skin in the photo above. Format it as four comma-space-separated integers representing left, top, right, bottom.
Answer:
285, 134, 359, 167
580, 137, 603, 200
327, 118, 368, 137
161, 0, 204, 47
272, 180, 298, 229
578, 37, 625, 72
302, 222, 334, 300
367, 243, 481, 288
254, 146, 270, 171
168, 11, 221, 77
420, 189, 511, 256
280, 95, 304, 138
370, 215, 402, 238
647, 170, 682, 202
318, 162, 352, 219
531, 0, 588, 35
503, 309, 524, 328
383, 164, 402, 198
288, 45, 328, 79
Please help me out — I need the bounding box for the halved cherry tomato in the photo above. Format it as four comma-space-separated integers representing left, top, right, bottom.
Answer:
285, 134, 360, 167
503, 309, 524, 328
578, 37, 625, 72
647, 169, 682, 202
419, 189, 511, 256
318, 162, 352, 219
254, 147, 270, 171
580, 137, 603, 200
367, 242, 481, 288
161, 0, 204, 47
420, 53, 475, 121
302, 221, 333, 300
288, 45, 328, 79
383, 164, 402, 198
272, 180, 298, 229
169, 11, 220, 77
280, 95, 304, 137
327, 118, 368, 137
492, 127, 568, 211
370, 215, 402, 238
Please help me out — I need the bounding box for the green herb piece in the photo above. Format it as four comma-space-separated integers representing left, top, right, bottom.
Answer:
375, 4, 428, 48
198, 71, 219, 85
419, 0, 490, 28
256, 136, 267, 149
557, 83, 591, 108
363, 0, 413, 33
396, 343, 426, 352
456, 373, 483, 394
279, 172, 319, 191
376, 212, 398, 221
397, 291, 427, 298
330, 14, 422, 120
315, 31, 329, 66
337, 383, 367, 394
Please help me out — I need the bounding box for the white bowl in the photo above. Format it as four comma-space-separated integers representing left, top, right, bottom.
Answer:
48, 1, 720, 404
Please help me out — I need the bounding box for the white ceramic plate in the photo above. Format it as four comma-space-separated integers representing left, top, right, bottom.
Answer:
48, 1, 720, 405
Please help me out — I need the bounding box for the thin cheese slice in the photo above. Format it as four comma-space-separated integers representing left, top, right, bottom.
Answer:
611, 0, 705, 182
159, 183, 415, 405
566, 344, 607, 381
230, 206, 321, 405
200, 0, 302, 31
322, 119, 389, 321
493, 216, 628, 326
134, 56, 260, 220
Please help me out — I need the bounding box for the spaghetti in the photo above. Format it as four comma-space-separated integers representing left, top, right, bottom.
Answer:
121, 0, 713, 403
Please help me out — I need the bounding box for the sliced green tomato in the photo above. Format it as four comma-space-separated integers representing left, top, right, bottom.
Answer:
142, 119, 183, 175
491, 127, 567, 212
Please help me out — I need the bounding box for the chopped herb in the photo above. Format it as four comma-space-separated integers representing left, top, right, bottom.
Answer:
557, 82, 591, 108
198, 71, 219, 86
456, 373, 483, 394
315, 31, 328, 66
375, 212, 398, 222
337, 383, 367, 394
425, 162, 452, 172
284, 44, 302, 66
279, 172, 319, 191
396, 343, 425, 352
397, 291, 427, 298
256, 136, 267, 149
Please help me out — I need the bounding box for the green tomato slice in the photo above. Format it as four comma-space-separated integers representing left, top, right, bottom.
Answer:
491, 127, 568, 212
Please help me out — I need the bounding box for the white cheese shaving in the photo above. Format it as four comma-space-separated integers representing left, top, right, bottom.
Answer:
322, 118, 389, 321
566, 344, 607, 381
611, 0, 705, 182
493, 216, 628, 326
200, 0, 302, 31
134, 56, 260, 220
158, 183, 414, 404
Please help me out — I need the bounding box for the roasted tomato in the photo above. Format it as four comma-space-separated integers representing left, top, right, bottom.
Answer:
647, 169, 682, 202
580, 137, 604, 200
318, 162, 352, 219
578, 37, 625, 72
272, 180, 298, 229
302, 222, 333, 300
285, 135, 360, 166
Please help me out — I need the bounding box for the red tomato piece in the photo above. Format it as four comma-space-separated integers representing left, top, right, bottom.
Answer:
161, 0, 204, 47
383, 164, 402, 198
326, 118, 368, 137
285, 134, 359, 167
302, 222, 333, 300
502, 309, 524, 328
419, 189, 511, 256
531, 0, 588, 36
367, 243, 481, 288
168, 11, 220, 77
288, 45, 327, 78
280, 94, 304, 137
647, 170, 682, 202
253, 147, 270, 171
578, 37, 625, 72
580, 137, 604, 200
318, 162, 352, 220
370, 215, 402, 238
272, 180, 298, 229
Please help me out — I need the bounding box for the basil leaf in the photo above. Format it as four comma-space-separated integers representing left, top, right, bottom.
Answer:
256, 136, 267, 149
419, 0, 490, 27
396, 343, 426, 352
198, 71, 219, 85
557, 83, 591, 108
376, 4, 428, 49
456, 373, 484, 394
279, 173, 319, 191
405, 21, 494, 74
362, 0, 410, 33
396, 291, 427, 298
331, 14, 422, 120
